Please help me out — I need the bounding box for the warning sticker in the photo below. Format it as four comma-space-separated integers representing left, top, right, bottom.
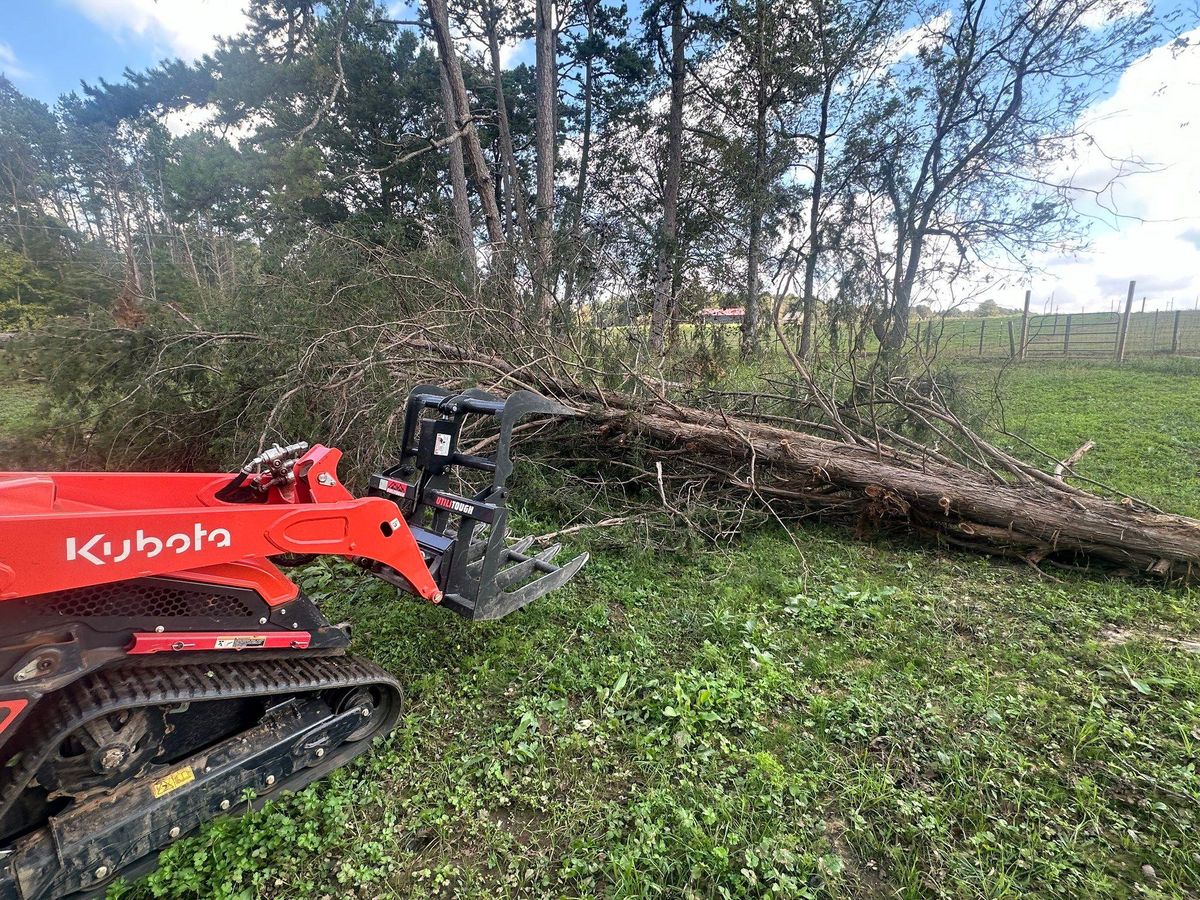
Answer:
151, 765, 195, 798
215, 636, 267, 650
434, 433, 452, 456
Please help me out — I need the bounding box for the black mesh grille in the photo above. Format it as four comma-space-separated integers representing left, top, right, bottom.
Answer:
25, 580, 256, 619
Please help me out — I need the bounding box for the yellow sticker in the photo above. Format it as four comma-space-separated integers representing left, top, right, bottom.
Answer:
151, 766, 196, 799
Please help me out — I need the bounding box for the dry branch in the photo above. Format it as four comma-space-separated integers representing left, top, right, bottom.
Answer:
1054, 440, 1096, 480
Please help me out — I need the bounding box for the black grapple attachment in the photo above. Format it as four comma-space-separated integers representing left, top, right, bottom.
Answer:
368, 385, 588, 621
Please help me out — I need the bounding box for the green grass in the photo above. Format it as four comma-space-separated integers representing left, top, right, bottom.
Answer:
966, 358, 1200, 516
124, 529, 1200, 899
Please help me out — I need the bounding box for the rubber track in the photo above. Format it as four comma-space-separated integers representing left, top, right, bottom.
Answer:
0, 655, 399, 831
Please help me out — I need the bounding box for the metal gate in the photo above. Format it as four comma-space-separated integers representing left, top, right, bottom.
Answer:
1025, 312, 1120, 357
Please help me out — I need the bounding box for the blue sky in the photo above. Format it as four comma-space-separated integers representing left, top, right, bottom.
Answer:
1, 0, 1197, 311
1, 1, 178, 103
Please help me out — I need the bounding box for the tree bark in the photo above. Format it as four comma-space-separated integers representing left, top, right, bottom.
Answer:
485, 1, 531, 243
438, 60, 478, 281
651, 0, 685, 355
741, 2, 767, 357
533, 0, 557, 315
562, 0, 595, 309
599, 403, 1200, 577
426, 0, 505, 247
799, 78, 832, 360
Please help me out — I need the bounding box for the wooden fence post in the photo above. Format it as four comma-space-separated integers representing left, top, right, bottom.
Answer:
1117, 280, 1135, 362
1019, 290, 1031, 361
1007, 320, 1016, 358
978, 320, 986, 355
1172, 310, 1182, 354
1063, 314, 1073, 356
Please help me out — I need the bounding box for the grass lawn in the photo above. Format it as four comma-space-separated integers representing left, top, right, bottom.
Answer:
968, 357, 1200, 517
129, 532, 1200, 899
107, 355, 1200, 900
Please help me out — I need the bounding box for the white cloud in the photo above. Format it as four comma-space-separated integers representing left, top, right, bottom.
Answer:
1077, 0, 1148, 31
978, 28, 1200, 312
884, 10, 953, 66
65, 0, 251, 60
0, 42, 32, 81
161, 104, 218, 136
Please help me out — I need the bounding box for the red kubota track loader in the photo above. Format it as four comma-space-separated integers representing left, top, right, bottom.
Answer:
0, 385, 586, 899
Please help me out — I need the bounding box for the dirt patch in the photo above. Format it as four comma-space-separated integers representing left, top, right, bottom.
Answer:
1099, 625, 1200, 653
824, 816, 892, 898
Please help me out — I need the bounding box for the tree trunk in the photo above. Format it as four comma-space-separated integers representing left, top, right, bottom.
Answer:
799, 78, 832, 360
562, 0, 596, 310
598, 403, 1200, 578
486, 3, 531, 243
651, 0, 685, 355
883, 238, 922, 351
533, 0, 557, 316
426, 0, 505, 247
438, 60, 478, 281
741, 19, 767, 358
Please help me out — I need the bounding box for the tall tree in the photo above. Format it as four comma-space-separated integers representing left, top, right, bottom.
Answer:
647, 0, 688, 354
792, 0, 897, 359
426, 0, 506, 246
862, 0, 1156, 351
532, 0, 558, 314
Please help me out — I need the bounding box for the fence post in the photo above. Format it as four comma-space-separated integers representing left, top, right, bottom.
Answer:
1063, 314, 1072, 356
915, 321, 922, 351
1019, 290, 1031, 361
1153, 309, 1160, 353
1117, 280, 1135, 362
978, 319, 986, 355
1007, 319, 1016, 358
925, 320, 932, 353
1172, 310, 1182, 354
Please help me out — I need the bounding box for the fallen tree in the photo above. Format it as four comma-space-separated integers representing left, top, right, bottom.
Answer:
381, 335, 1200, 581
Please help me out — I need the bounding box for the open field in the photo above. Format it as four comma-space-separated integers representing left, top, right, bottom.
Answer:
918, 311, 1200, 360
974, 357, 1200, 517
691, 309, 1200, 360
70, 355, 1192, 899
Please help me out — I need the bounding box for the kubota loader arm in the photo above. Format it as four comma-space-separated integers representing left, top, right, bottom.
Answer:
0, 445, 441, 606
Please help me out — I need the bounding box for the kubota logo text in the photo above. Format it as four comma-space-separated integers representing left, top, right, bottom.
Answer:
66, 525, 233, 566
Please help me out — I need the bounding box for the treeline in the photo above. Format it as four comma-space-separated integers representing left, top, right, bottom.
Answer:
0, 0, 1170, 354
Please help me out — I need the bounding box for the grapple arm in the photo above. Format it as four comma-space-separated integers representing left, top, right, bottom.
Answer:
368, 386, 587, 620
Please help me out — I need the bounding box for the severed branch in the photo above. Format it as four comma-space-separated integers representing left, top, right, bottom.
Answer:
1054, 440, 1096, 480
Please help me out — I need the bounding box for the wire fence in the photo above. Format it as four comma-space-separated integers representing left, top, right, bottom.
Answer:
913, 308, 1200, 360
